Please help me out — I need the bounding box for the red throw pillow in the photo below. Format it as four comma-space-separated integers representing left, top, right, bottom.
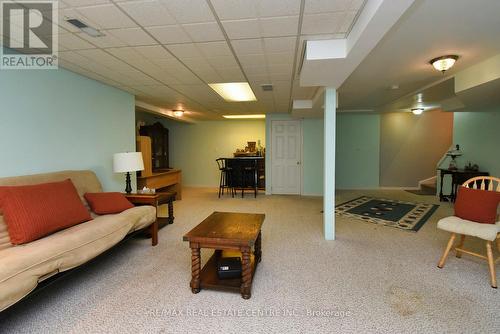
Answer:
455, 186, 500, 224
84, 192, 134, 215
0, 179, 91, 245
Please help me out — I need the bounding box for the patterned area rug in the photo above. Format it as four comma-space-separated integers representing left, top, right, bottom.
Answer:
335, 196, 439, 232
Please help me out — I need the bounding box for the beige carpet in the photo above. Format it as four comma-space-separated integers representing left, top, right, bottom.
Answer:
1, 188, 498, 333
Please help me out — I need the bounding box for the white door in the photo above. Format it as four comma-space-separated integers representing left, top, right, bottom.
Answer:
271, 120, 302, 194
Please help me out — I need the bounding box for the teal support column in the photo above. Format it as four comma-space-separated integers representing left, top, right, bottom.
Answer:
323, 87, 336, 240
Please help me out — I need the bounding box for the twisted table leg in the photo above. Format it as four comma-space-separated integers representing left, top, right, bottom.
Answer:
241, 247, 252, 299
168, 198, 174, 224
190, 246, 201, 293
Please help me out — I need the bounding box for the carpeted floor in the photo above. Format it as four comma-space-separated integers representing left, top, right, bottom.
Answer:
1, 188, 498, 333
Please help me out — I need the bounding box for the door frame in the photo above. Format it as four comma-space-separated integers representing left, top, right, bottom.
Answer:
268, 119, 303, 195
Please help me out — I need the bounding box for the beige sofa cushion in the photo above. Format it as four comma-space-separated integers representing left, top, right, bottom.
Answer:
0, 170, 103, 250
0, 205, 156, 312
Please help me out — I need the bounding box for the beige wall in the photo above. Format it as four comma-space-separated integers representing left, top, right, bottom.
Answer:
380, 110, 453, 187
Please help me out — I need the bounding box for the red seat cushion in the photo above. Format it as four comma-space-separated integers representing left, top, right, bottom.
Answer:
0, 179, 92, 245
84, 192, 134, 215
454, 186, 500, 224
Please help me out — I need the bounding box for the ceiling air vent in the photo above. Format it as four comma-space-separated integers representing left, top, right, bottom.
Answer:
260, 84, 274, 92
66, 18, 87, 29
65, 18, 104, 37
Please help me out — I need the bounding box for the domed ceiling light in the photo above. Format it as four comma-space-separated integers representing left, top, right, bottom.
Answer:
411, 108, 424, 115
429, 55, 459, 73
172, 109, 184, 117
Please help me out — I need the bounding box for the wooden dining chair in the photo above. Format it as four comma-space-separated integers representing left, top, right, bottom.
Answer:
437, 176, 500, 288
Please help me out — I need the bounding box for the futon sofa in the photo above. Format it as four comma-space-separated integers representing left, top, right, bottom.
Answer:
0, 170, 156, 311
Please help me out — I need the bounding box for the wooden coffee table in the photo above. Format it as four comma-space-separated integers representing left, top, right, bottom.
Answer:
183, 211, 265, 299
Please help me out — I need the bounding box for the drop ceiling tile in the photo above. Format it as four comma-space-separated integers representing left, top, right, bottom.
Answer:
181, 57, 212, 70
256, 0, 301, 17
160, 0, 215, 23
64, 0, 110, 7
219, 69, 246, 82
166, 43, 202, 58
59, 51, 93, 66
266, 52, 294, 65
104, 61, 140, 72
304, 0, 351, 13
210, 0, 257, 20
127, 59, 159, 71
135, 45, 173, 59
175, 73, 204, 86
238, 54, 266, 67
196, 41, 232, 58
76, 4, 137, 29
108, 28, 157, 46
259, 16, 299, 37
207, 56, 239, 69
269, 72, 292, 81
76, 48, 121, 64
182, 22, 225, 42
117, 0, 175, 27
146, 25, 191, 44
147, 71, 182, 84
221, 19, 260, 39
58, 33, 96, 50
263, 36, 296, 53
77, 31, 127, 48
151, 58, 186, 70
241, 65, 268, 75
246, 73, 271, 82
231, 38, 264, 55
107, 46, 144, 62
302, 12, 344, 35
195, 70, 223, 82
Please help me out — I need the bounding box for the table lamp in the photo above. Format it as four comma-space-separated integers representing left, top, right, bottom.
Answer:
113, 152, 144, 193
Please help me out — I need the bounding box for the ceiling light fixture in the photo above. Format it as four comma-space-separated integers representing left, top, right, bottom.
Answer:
208, 82, 257, 102
411, 108, 424, 115
172, 109, 184, 117
429, 55, 459, 73
223, 114, 265, 119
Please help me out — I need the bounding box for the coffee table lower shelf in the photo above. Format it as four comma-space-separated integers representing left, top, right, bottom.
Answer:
199, 251, 256, 293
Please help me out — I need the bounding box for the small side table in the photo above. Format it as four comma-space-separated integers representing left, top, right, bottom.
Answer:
124, 192, 176, 246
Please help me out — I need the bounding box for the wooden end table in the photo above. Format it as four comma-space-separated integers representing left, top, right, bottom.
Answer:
183, 211, 265, 299
124, 192, 176, 246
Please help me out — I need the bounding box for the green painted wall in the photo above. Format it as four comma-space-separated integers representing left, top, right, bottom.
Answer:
0, 68, 136, 191
453, 110, 500, 177
136, 112, 265, 187
336, 113, 380, 189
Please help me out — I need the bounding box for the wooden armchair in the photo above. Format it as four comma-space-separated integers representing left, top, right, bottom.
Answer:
437, 176, 500, 288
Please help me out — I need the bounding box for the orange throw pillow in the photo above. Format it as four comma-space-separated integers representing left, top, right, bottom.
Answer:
455, 186, 500, 224
0, 179, 91, 245
84, 192, 134, 215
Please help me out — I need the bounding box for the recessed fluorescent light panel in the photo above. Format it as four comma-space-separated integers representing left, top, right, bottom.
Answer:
208, 82, 257, 102
223, 114, 265, 119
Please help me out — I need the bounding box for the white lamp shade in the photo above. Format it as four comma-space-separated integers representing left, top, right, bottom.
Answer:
113, 152, 144, 173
